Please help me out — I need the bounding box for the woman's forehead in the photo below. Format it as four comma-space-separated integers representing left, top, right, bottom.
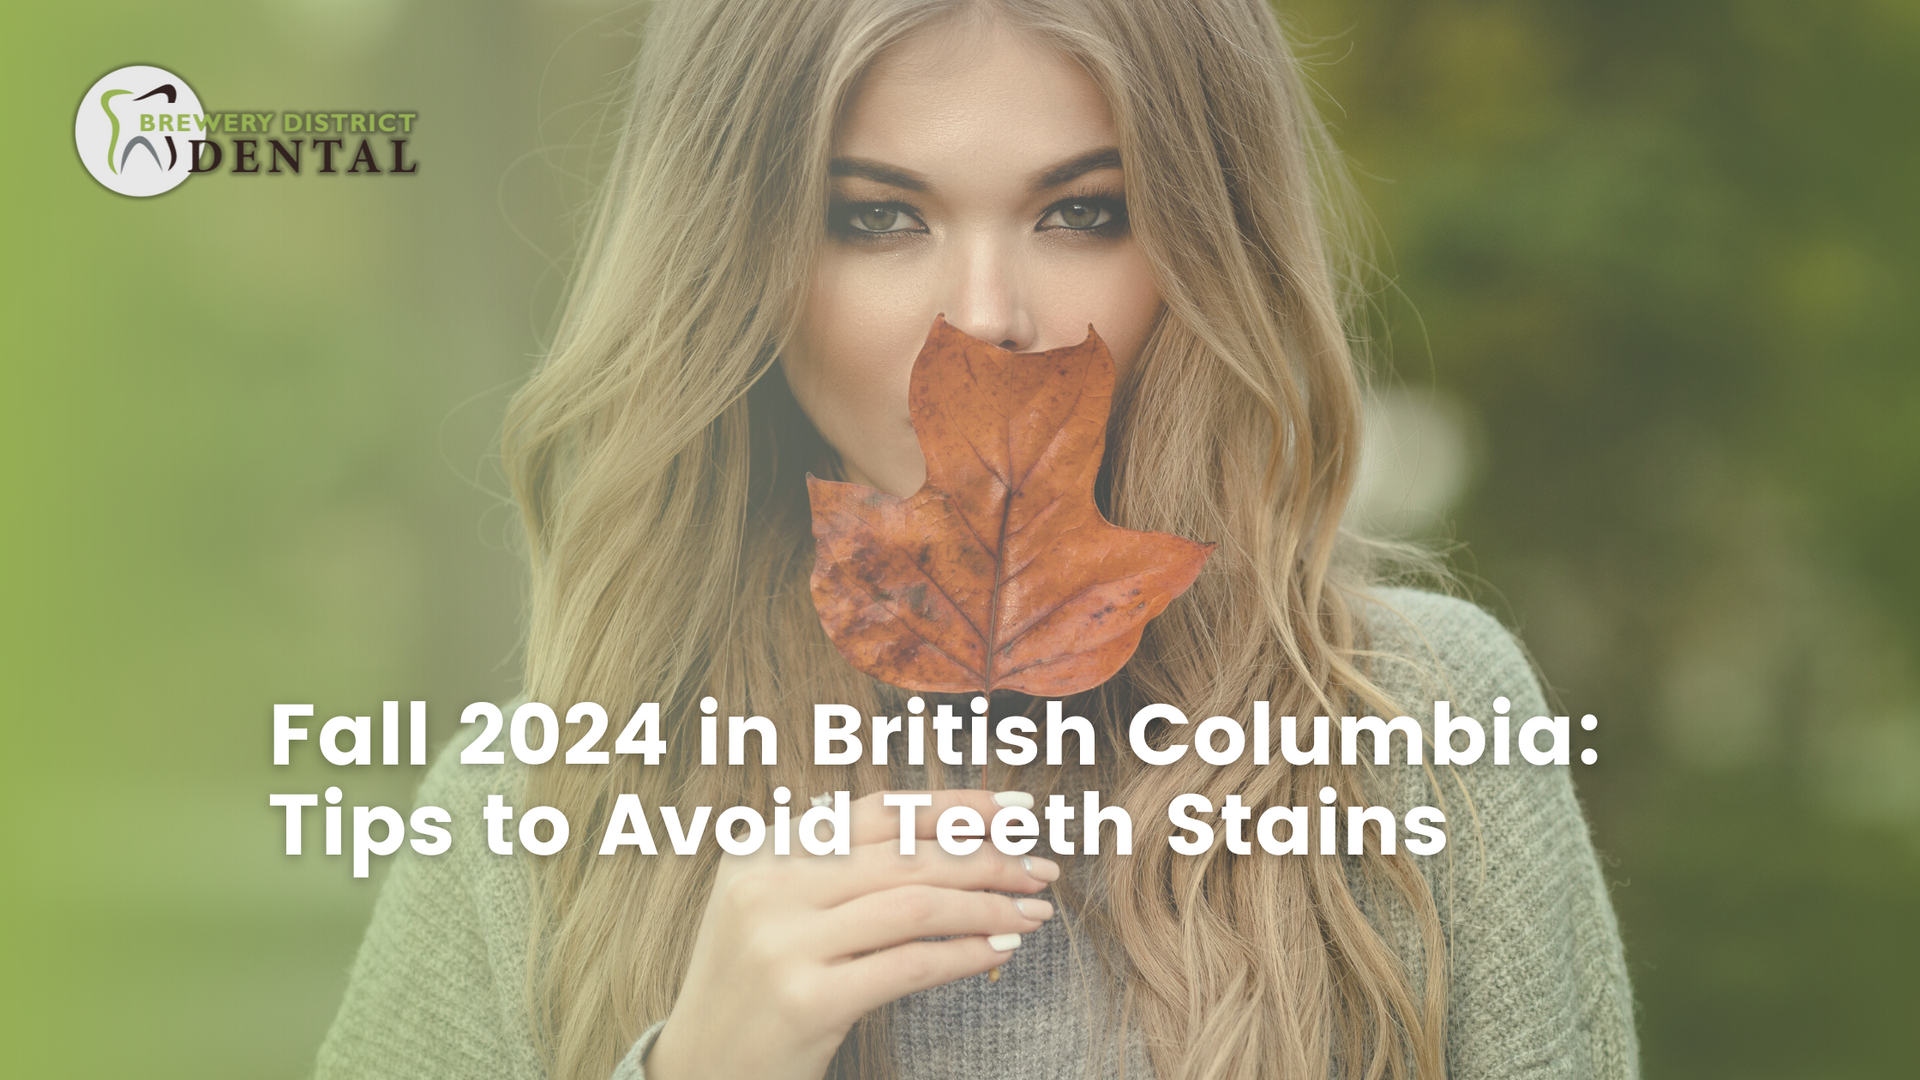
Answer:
833, 17, 1117, 183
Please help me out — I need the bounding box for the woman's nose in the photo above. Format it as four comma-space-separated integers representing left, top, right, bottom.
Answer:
942, 237, 1037, 352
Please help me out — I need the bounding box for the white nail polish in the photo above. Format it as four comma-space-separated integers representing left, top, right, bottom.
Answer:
992, 791, 1034, 809
1021, 856, 1034, 875
987, 933, 1022, 952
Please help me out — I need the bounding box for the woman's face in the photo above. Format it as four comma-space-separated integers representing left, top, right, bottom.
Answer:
781, 18, 1163, 498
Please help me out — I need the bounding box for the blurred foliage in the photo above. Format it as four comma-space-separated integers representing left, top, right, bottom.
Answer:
2, 2, 632, 1077
0, 1, 1914, 1078
1289, 1, 1920, 1076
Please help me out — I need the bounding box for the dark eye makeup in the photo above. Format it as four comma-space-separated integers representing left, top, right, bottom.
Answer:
826, 190, 1130, 242
832, 200, 927, 237
1035, 191, 1129, 238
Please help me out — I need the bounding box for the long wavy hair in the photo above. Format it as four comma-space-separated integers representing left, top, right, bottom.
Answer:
504, 1, 1448, 1078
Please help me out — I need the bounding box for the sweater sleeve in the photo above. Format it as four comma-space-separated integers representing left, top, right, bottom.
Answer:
1362, 589, 1641, 1080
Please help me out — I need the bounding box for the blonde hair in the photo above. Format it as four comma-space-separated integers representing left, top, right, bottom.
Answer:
504, 1, 1448, 1078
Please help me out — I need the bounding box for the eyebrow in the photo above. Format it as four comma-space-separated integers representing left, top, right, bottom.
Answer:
827, 146, 1124, 195
1031, 146, 1122, 191
829, 157, 927, 191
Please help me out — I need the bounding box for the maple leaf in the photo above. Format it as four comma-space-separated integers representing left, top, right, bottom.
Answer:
807, 317, 1215, 698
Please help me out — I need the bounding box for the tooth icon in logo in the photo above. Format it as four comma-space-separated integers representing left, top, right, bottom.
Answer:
76, 65, 204, 197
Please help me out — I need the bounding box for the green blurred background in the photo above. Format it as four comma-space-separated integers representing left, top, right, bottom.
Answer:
2, 1, 1914, 1077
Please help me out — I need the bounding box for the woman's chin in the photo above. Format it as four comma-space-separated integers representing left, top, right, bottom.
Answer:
843, 458, 926, 498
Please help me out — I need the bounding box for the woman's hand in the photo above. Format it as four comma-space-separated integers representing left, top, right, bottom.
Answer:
644, 789, 1058, 1080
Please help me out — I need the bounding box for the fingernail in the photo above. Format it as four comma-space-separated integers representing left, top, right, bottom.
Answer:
987, 933, 1022, 952
1014, 898, 1054, 921
1021, 856, 1060, 882
992, 791, 1034, 809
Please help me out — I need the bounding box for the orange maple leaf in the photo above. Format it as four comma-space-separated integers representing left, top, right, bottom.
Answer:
807, 317, 1215, 698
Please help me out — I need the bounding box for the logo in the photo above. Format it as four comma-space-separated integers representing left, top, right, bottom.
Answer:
75, 65, 205, 197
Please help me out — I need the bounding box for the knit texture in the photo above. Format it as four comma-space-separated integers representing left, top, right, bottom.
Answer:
314, 588, 1639, 1079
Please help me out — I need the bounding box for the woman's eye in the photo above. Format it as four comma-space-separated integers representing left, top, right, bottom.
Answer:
1040, 200, 1114, 231
847, 204, 919, 233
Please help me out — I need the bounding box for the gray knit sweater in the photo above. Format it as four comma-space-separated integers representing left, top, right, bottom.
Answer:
315, 588, 1639, 1079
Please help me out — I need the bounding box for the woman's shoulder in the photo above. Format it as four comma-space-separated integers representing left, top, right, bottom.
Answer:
414, 710, 533, 818
314, 715, 542, 1080
1349, 585, 1541, 718
1341, 586, 1587, 919
1342, 585, 1562, 824
1345, 589, 1641, 1078
399, 714, 538, 948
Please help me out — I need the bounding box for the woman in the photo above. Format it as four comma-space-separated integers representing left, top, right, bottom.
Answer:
317, 1, 1638, 1078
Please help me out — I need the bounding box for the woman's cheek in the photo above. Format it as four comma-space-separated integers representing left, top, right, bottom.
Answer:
1043, 247, 1162, 382
821, 267, 929, 407
792, 253, 936, 493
